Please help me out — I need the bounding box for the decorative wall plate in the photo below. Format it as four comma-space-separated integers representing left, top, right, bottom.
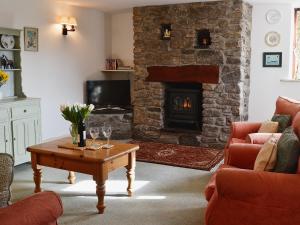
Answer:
266, 9, 281, 24
1, 35, 15, 49
265, 31, 280, 47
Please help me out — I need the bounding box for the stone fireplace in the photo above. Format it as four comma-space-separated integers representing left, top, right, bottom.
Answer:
132, 0, 252, 149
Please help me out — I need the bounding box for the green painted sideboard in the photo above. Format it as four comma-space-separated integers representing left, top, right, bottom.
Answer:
0, 98, 41, 165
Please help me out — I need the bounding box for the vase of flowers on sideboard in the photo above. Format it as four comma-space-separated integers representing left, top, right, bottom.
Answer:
0, 70, 9, 99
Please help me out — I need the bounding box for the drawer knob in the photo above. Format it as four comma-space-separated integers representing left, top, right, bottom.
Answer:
5, 140, 8, 143
24, 109, 27, 113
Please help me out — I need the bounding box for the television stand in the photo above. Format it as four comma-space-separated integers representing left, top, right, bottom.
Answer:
93, 106, 132, 114
87, 107, 132, 139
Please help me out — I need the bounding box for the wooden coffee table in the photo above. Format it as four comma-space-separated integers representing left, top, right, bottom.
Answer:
27, 137, 139, 214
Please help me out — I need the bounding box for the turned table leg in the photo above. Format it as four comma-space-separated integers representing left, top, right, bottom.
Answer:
33, 166, 42, 193
68, 171, 76, 184
126, 151, 136, 197
93, 164, 108, 214
95, 180, 106, 214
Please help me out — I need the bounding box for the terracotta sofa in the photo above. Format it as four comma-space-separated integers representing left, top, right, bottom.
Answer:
204, 114, 300, 225
224, 96, 300, 163
0, 153, 63, 225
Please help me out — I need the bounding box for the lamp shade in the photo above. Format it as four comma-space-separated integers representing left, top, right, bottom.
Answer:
60, 16, 69, 25
68, 17, 77, 26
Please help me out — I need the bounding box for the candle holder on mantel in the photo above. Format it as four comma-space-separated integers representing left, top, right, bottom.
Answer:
160, 24, 172, 40
195, 29, 212, 49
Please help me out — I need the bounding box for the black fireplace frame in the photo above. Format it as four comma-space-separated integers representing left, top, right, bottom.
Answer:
164, 83, 203, 131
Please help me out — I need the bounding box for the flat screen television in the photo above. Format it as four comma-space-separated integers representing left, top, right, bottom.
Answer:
86, 80, 131, 109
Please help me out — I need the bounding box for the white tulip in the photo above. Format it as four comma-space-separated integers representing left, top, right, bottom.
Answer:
60, 104, 67, 112
88, 104, 95, 111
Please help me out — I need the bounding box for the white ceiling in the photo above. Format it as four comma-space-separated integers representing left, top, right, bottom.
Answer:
57, 0, 299, 12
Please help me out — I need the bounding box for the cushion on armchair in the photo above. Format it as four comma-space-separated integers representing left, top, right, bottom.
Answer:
274, 127, 300, 173
257, 121, 279, 133
246, 133, 281, 144
275, 96, 300, 119
271, 114, 291, 132
0, 154, 14, 208
254, 135, 278, 171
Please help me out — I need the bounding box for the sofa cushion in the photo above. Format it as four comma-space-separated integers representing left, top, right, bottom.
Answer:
254, 135, 278, 171
246, 133, 281, 144
258, 121, 279, 133
275, 96, 300, 120
292, 112, 300, 137
271, 114, 292, 132
274, 127, 300, 173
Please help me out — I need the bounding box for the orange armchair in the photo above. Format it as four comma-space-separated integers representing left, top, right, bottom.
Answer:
224, 96, 300, 163
206, 168, 300, 225
205, 141, 300, 225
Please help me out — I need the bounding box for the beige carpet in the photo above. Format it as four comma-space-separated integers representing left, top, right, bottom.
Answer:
11, 162, 211, 225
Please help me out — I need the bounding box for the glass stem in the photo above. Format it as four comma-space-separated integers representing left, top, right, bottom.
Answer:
107, 137, 110, 146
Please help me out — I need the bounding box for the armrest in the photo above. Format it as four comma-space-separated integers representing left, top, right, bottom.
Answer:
227, 143, 262, 169
0, 191, 63, 225
230, 122, 262, 139
247, 133, 282, 144
216, 168, 300, 209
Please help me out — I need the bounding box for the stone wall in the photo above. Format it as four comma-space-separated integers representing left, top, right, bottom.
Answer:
132, 0, 252, 149
87, 113, 132, 140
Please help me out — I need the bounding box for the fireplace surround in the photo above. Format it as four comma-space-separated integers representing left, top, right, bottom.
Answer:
164, 82, 203, 131
132, 1, 252, 149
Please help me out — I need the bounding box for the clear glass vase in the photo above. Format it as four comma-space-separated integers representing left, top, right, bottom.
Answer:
69, 123, 78, 145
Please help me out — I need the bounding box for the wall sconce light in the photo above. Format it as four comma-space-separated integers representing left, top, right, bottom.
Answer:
60, 16, 77, 35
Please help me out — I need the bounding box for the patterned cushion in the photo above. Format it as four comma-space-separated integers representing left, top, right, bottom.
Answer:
0, 154, 14, 208
271, 114, 292, 133
254, 135, 278, 171
274, 127, 300, 174
258, 121, 279, 133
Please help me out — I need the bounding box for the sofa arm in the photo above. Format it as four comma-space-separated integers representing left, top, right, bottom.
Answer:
216, 168, 300, 209
247, 133, 282, 144
0, 191, 63, 225
226, 144, 262, 169
230, 122, 262, 139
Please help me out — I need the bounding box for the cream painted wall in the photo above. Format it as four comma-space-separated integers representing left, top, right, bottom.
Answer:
0, 0, 109, 140
248, 3, 299, 122
111, 10, 134, 67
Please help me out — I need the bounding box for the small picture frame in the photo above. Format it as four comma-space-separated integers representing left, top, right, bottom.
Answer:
24, 27, 38, 52
263, 52, 282, 67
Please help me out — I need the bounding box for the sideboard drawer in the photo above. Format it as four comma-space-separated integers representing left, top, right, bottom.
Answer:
11, 104, 40, 119
0, 107, 10, 122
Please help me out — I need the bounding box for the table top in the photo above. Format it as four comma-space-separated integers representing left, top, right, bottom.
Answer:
27, 137, 139, 163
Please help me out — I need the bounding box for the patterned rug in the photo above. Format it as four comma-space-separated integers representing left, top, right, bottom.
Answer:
130, 141, 224, 171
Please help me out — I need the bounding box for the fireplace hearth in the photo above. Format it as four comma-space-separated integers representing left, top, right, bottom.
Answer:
165, 83, 202, 131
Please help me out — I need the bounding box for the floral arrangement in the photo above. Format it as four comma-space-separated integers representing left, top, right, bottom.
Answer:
60, 103, 95, 124
0, 70, 9, 87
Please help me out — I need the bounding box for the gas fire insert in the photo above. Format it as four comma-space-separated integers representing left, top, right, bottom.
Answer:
164, 83, 202, 131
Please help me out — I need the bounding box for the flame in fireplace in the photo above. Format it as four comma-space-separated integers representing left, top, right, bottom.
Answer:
183, 97, 192, 109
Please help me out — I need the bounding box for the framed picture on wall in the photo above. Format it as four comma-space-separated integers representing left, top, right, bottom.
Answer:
263, 52, 282, 67
24, 27, 38, 52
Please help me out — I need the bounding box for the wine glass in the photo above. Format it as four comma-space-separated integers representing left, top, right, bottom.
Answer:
102, 123, 112, 148
89, 127, 99, 148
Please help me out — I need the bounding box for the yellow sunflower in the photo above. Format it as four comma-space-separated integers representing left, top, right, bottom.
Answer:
0, 70, 9, 85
